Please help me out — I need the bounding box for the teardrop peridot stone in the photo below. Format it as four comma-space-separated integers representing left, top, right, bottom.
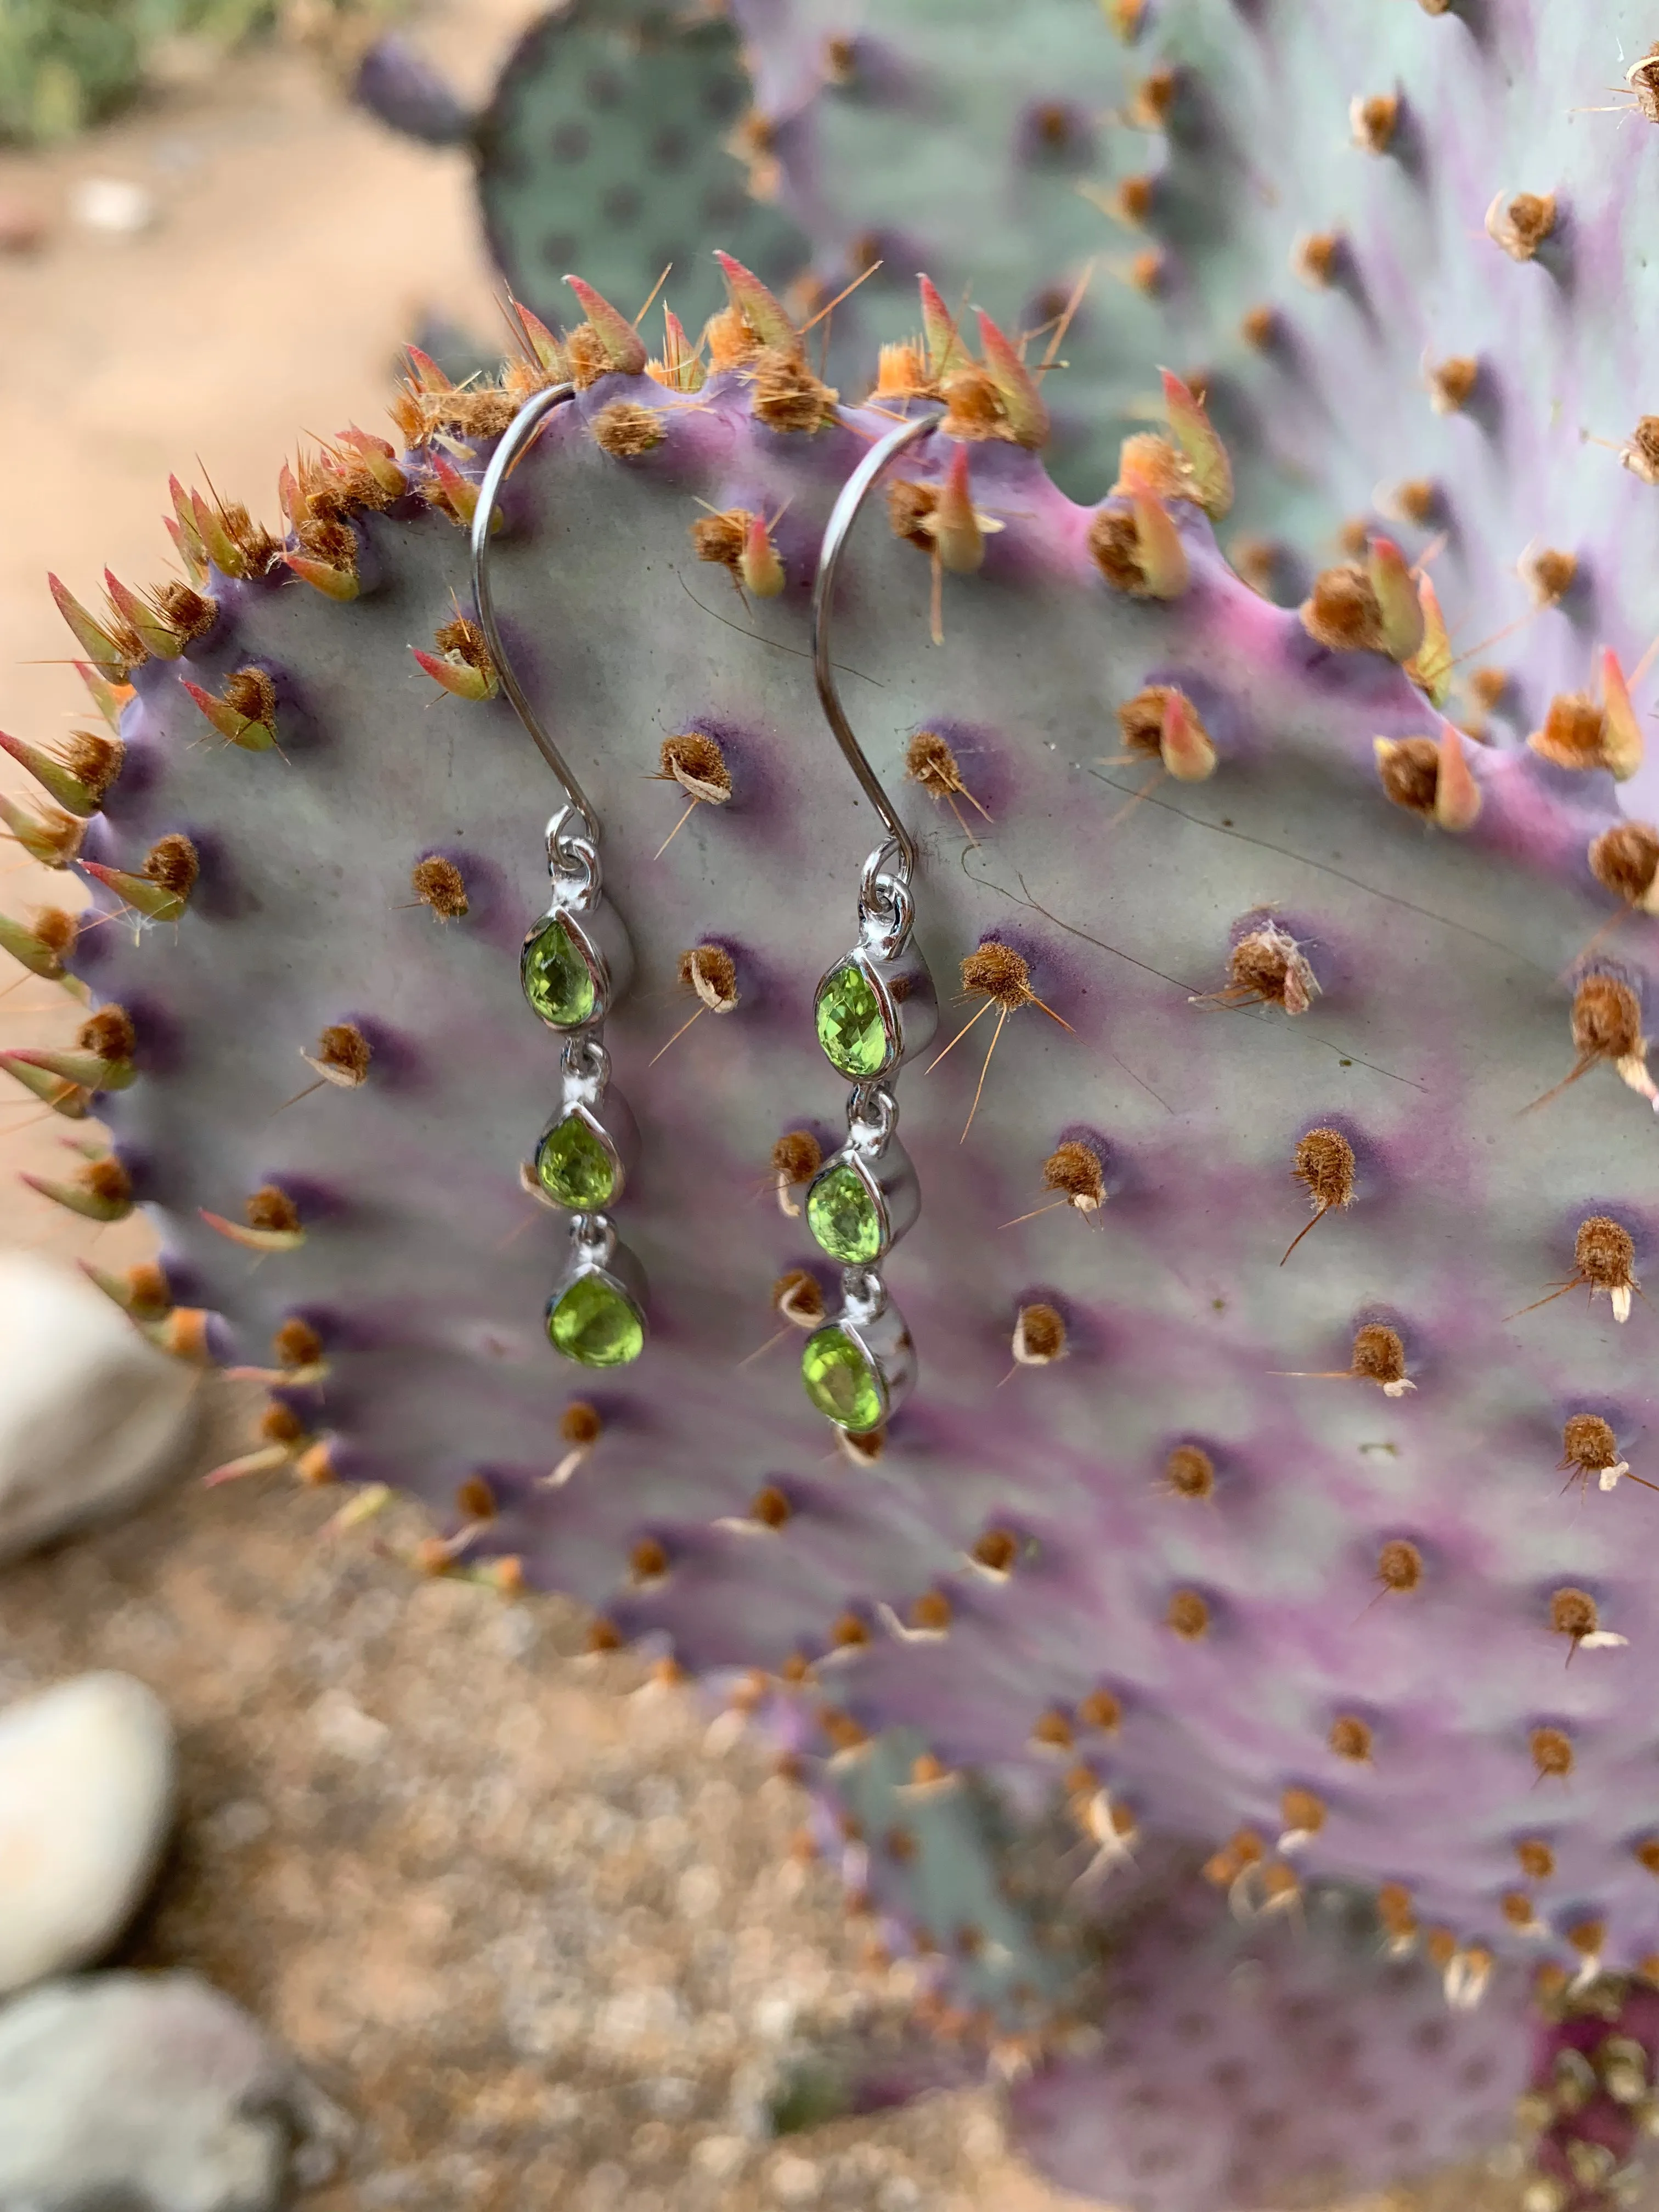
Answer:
535, 1114, 617, 1209
801, 1324, 884, 1432
815, 960, 888, 1078
523, 917, 596, 1026
805, 1161, 883, 1265
547, 1274, 644, 1367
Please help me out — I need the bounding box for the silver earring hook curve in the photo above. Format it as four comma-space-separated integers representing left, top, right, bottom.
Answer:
470, 380, 602, 848
811, 408, 947, 887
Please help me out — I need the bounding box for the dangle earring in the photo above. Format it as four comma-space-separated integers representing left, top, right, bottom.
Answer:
798, 412, 945, 1434
472, 385, 648, 1368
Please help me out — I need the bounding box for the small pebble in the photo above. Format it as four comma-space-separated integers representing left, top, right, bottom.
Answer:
0, 1970, 331, 2210
0, 1252, 198, 1566
0, 1672, 174, 1996
0, 196, 47, 253
69, 177, 157, 234
311, 1686, 391, 1760
770, 2151, 822, 2204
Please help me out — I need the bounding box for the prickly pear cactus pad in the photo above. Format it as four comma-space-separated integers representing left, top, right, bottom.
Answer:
732, 0, 1659, 785
16, 261, 1659, 2202
1010, 1878, 1533, 2212
357, 0, 812, 338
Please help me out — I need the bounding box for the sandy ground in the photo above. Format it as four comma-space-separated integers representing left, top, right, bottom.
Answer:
0, 18, 1529, 2209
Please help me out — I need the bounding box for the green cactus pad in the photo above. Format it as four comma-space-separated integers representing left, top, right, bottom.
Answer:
475, 0, 811, 338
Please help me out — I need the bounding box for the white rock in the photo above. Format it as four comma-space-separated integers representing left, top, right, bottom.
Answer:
0, 1251, 199, 1565
69, 176, 157, 234
0, 1971, 338, 2211
769, 2152, 823, 2205
0, 1672, 175, 1996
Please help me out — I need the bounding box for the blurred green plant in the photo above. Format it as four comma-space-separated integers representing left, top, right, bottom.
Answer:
0, 0, 392, 144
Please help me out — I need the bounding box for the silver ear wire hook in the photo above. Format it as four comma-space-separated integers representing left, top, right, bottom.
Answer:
811, 409, 947, 889
470, 380, 601, 849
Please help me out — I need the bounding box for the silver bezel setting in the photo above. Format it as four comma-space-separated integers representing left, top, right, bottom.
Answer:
521, 893, 635, 1033
545, 1213, 649, 1368
528, 1036, 640, 1213
532, 1100, 627, 1212
805, 1130, 919, 1267
802, 1269, 917, 1434
814, 941, 937, 1081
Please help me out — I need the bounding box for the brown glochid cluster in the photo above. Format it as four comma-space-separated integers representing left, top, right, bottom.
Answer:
749, 1485, 791, 1530
1164, 1444, 1216, 1502
1568, 973, 1643, 1068
1116, 684, 1175, 758
961, 941, 1036, 1011
1375, 1539, 1423, 1594
1531, 691, 1609, 770
1301, 565, 1385, 653
411, 855, 468, 919
1239, 304, 1278, 350
1559, 1412, 1622, 1479
1222, 924, 1317, 1015
1281, 1787, 1325, 1836
679, 944, 740, 1011
1293, 1127, 1356, 1213
1530, 1726, 1573, 1780
312, 1024, 372, 1084
770, 1269, 825, 1325
1042, 1140, 1106, 1211
560, 1400, 601, 1447
628, 1539, 668, 1593
658, 731, 732, 804
1590, 822, 1659, 907
1375, 735, 1442, 817
971, 1528, 1019, 1578
143, 832, 200, 901
910, 1589, 954, 1633
273, 1317, 323, 1369
246, 1184, 301, 1234
1013, 1302, 1067, 1365
1522, 548, 1578, 606
690, 509, 752, 570
1427, 355, 1479, 413
1166, 1589, 1210, 1640
1329, 1715, 1373, 1762
1294, 231, 1344, 287
455, 1475, 497, 1521
1352, 93, 1399, 153
1550, 1588, 1599, 1642
1350, 1323, 1409, 1389
78, 1004, 135, 1063
432, 615, 494, 682
771, 1130, 823, 1188
261, 1402, 306, 1447
589, 400, 667, 458
904, 729, 979, 811
1077, 1688, 1121, 1732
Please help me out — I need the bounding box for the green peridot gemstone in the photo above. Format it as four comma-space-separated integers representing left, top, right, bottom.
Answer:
523, 916, 596, 1027
801, 1324, 884, 1432
815, 959, 889, 1078
535, 1114, 617, 1209
805, 1160, 883, 1266
548, 1273, 644, 1367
